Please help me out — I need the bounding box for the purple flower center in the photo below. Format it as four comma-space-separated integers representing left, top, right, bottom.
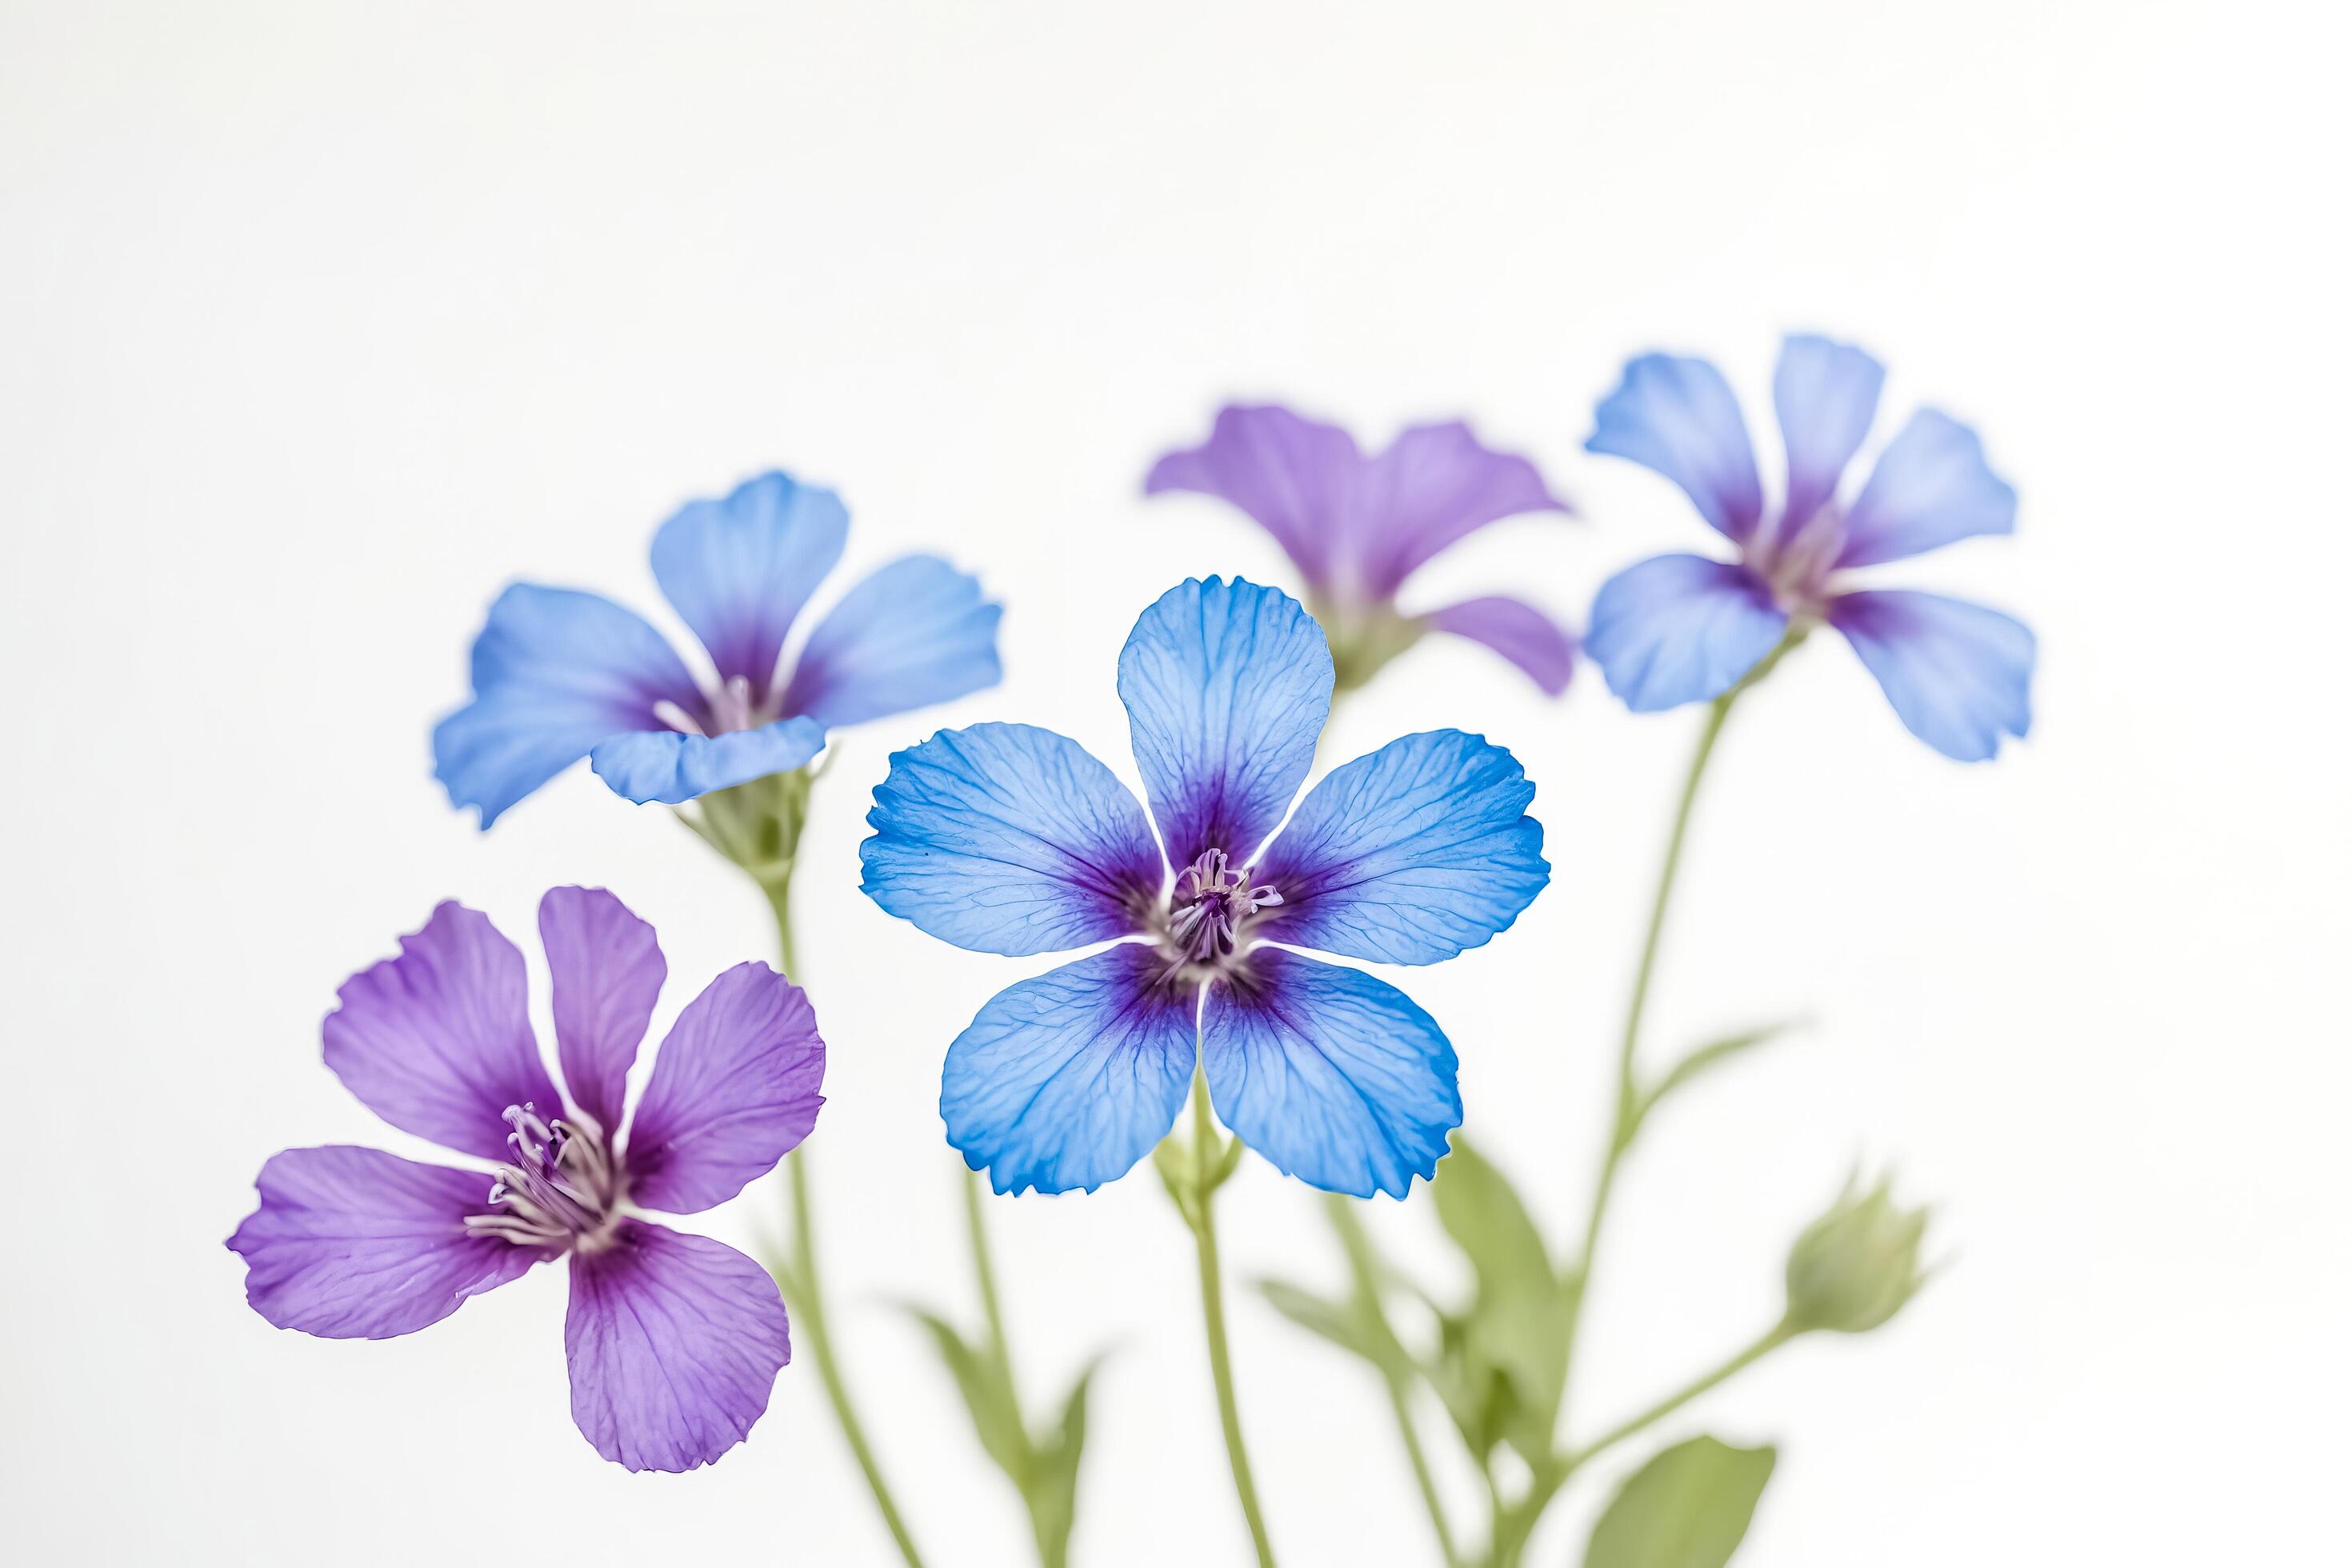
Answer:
1746, 506, 1847, 613
463, 1104, 625, 1253
1163, 848, 1282, 967
654, 674, 778, 738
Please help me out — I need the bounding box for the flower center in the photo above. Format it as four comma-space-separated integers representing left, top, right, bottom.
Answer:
462, 1104, 625, 1253
1747, 506, 1847, 613
653, 674, 780, 738
1164, 848, 1282, 966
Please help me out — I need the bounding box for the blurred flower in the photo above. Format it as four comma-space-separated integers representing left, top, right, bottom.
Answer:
1146, 406, 1577, 694
1582, 335, 2034, 761
227, 888, 824, 1472
860, 577, 1549, 1198
1782, 1170, 1930, 1334
434, 470, 1002, 827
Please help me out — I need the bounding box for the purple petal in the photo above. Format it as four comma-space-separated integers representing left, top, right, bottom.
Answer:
1586, 353, 1764, 542
227, 1146, 543, 1338
588, 714, 828, 805
1144, 405, 1362, 592
1830, 589, 2034, 762
1117, 577, 1332, 869
566, 1222, 791, 1472
322, 902, 562, 1162
779, 554, 1003, 728
538, 886, 664, 1134
1356, 421, 1570, 595
1584, 554, 1788, 712
1773, 334, 1885, 528
624, 962, 823, 1214
1423, 596, 1577, 695
1837, 409, 2017, 568
650, 471, 847, 694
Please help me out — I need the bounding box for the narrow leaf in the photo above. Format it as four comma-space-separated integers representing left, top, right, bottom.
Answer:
1431, 1136, 1568, 1456
906, 1307, 1030, 1482
1585, 1435, 1777, 1568
1027, 1362, 1102, 1568
1258, 1279, 1381, 1364
1638, 1022, 1797, 1122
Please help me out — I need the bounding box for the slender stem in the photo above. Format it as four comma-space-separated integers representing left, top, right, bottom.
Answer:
1562, 1323, 1794, 1473
1186, 1066, 1278, 1567
962, 1168, 1020, 1411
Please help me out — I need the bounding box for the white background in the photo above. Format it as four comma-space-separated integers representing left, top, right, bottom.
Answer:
3, 2, 2344, 1562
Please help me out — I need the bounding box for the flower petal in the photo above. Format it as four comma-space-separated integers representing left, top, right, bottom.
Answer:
861, 722, 1163, 957
538, 886, 664, 1134
624, 962, 824, 1214
566, 1222, 791, 1473
1143, 405, 1362, 592
322, 902, 562, 1162
1773, 334, 1885, 528
1836, 409, 2017, 567
1117, 577, 1333, 869
1357, 421, 1571, 595
588, 715, 827, 805
942, 945, 1198, 1195
1830, 589, 2034, 762
1254, 730, 1548, 965
1202, 949, 1459, 1199
226, 1146, 543, 1339
1422, 596, 1578, 696
650, 470, 847, 693
1584, 554, 1788, 712
1586, 353, 1764, 542
432, 585, 704, 829
778, 554, 1003, 727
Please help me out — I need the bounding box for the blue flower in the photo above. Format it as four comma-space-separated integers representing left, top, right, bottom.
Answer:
434, 471, 1003, 826
1582, 335, 2035, 761
859, 578, 1550, 1199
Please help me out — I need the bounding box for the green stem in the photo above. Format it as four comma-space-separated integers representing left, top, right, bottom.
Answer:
1184, 1067, 1278, 1567
962, 1167, 1021, 1424
1562, 1323, 1794, 1472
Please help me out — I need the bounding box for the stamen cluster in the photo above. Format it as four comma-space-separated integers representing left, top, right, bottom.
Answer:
464, 1104, 624, 1253
1163, 848, 1282, 968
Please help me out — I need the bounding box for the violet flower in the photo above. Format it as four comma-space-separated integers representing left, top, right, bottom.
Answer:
227, 888, 824, 1472
1146, 406, 1577, 695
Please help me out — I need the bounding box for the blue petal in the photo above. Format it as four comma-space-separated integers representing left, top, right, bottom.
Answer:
650, 471, 847, 693
1585, 554, 1789, 712
589, 717, 827, 804
1836, 410, 2017, 568
1586, 353, 1764, 542
1202, 949, 1459, 1199
1773, 334, 1884, 528
1116, 578, 1332, 869
780, 554, 1003, 728
1830, 590, 2034, 762
861, 722, 1165, 957
1254, 730, 1548, 965
942, 946, 1198, 1195
432, 584, 703, 829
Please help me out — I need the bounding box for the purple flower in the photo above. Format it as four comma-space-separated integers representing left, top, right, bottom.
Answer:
1146, 406, 1577, 695
434, 470, 1003, 827
1583, 335, 2035, 761
859, 578, 1550, 1199
226, 888, 824, 1472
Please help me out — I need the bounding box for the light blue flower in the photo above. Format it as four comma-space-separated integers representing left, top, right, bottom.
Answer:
1583, 335, 2034, 761
860, 578, 1550, 1199
434, 472, 1002, 826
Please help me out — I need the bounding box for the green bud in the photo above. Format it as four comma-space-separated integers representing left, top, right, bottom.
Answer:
1782, 1170, 1930, 1334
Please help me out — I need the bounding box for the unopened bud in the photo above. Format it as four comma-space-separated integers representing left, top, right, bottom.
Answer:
1782, 1170, 1930, 1334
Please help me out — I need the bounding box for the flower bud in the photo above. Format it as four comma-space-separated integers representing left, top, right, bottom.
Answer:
1782, 1170, 1930, 1334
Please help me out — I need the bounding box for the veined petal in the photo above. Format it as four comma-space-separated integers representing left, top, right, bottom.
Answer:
1586, 353, 1764, 542
433, 584, 703, 829
227, 1146, 543, 1339
1830, 590, 2034, 762
779, 554, 1003, 727
1144, 404, 1362, 592
1423, 596, 1577, 696
589, 715, 827, 805
650, 470, 848, 693
1254, 730, 1547, 966
1585, 554, 1788, 712
1117, 578, 1332, 869
322, 902, 562, 1162
1837, 409, 2017, 567
538, 886, 664, 1135
861, 723, 1163, 957
942, 946, 1198, 1195
625, 962, 824, 1214
1202, 950, 1459, 1199
566, 1222, 791, 1473
1358, 421, 1571, 595
1774, 334, 1885, 528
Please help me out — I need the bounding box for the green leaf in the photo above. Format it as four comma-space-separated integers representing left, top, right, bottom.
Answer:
1430, 1136, 1568, 1460
1585, 1435, 1777, 1568
906, 1308, 1030, 1483
1638, 1022, 1796, 1123
1258, 1279, 1382, 1362
1026, 1362, 1101, 1568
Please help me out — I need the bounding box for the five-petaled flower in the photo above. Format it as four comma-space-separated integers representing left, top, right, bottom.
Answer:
1582, 335, 2035, 761
859, 578, 1550, 1199
226, 888, 825, 1472
1146, 406, 1578, 696
434, 470, 1003, 827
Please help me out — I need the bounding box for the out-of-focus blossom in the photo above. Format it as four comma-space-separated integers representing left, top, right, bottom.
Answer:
1782, 1170, 1930, 1334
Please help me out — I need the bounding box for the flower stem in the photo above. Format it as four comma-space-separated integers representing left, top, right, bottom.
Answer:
961, 1166, 1021, 1423
1562, 1322, 1795, 1473
1182, 1066, 1278, 1567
